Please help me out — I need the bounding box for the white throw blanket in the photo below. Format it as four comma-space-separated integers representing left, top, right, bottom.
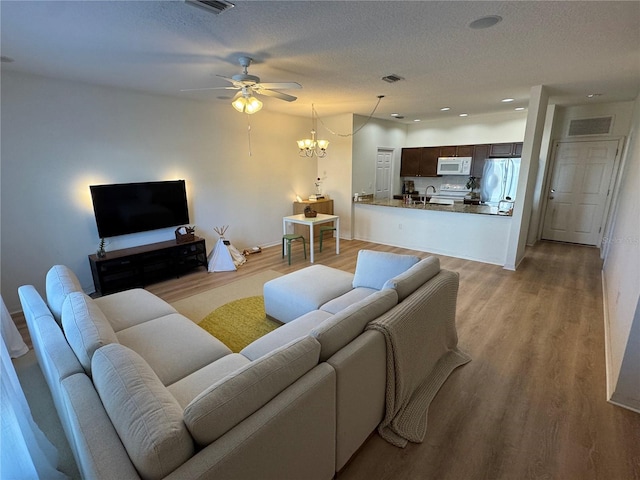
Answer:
366, 271, 471, 448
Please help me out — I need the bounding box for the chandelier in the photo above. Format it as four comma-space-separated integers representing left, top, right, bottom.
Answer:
231, 88, 263, 114
297, 104, 329, 157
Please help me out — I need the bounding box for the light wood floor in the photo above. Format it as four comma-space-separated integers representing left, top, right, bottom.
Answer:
147, 238, 640, 480
15, 239, 640, 479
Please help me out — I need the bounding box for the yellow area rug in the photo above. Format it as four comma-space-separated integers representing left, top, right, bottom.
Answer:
198, 296, 281, 352
170, 270, 282, 323
170, 270, 283, 352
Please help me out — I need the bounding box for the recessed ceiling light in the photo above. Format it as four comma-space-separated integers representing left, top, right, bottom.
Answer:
501, 98, 515, 103
514, 107, 525, 111
390, 113, 400, 117
440, 107, 451, 111
587, 93, 603, 98
469, 15, 502, 29
413, 119, 421, 122
459, 113, 469, 117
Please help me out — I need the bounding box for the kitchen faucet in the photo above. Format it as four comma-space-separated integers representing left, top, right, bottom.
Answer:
415, 185, 437, 206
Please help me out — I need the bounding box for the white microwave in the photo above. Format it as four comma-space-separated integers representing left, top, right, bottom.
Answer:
437, 157, 472, 176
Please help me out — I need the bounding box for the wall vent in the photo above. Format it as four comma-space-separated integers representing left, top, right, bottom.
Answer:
568, 116, 614, 137
185, 0, 235, 15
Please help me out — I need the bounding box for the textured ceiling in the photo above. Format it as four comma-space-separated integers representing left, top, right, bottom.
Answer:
1, 1, 639, 123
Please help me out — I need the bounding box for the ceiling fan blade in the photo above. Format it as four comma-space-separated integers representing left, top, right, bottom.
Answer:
216, 74, 236, 83
180, 86, 239, 92
255, 88, 298, 102
257, 82, 302, 90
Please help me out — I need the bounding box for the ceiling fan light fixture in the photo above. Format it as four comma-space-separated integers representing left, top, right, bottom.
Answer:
245, 96, 263, 114
231, 96, 246, 112
231, 95, 262, 114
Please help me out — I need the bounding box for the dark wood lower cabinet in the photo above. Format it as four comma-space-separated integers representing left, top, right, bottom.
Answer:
88, 237, 207, 295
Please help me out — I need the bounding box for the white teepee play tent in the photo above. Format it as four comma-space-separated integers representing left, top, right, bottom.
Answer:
207, 226, 246, 272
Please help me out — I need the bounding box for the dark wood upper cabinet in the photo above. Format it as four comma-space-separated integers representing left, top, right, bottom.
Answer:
439, 145, 473, 157
400, 147, 440, 177
455, 145, 474, 157
400, 148, 422, 176
514, 142, 523, 156
489, 142, 523, 157
472, 144, 490, 177
420, 147, 440, 176
438, 146, 457, 157
489, 143, 516, 157
401, 142, 523, 178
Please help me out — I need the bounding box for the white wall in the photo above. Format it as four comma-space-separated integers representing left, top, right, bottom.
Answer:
353, 204, 513, 265
602, 96, 640, 412
406, 110, 527, 146
352, 116, 407, 197
505, 86, 549, 270
0, 71, 316, 312
316, 113, 354, 239
553, 101, 636, 140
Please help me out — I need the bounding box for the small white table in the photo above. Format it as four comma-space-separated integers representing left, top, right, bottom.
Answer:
283, 213, 340, 263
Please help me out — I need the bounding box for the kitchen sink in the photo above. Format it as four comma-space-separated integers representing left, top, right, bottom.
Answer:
429, 197, 454, 205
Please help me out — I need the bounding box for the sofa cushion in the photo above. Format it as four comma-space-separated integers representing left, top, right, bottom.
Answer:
240, 309, 332, 361
61, 292, 118, 375
184, 336, 321, 446
352, 250, 421, 290
46, 265, 84, 325
93, 288, 177, 331
92, 344, 194, 480
167, 353, 251, 408
382, 256, 441, 301
320, 287, 378, 314
263, 265, 354, 323
311, 288, 398, 361
116, 313, 232, 386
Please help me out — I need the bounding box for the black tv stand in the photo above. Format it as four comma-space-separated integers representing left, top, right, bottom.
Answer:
88, 236, 207, 296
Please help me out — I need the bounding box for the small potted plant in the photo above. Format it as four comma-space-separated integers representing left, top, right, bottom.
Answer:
466, 176, 480, 199
97, 238, 106, 258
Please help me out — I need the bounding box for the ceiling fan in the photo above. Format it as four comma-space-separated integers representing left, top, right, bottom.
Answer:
181, 56, 302, 113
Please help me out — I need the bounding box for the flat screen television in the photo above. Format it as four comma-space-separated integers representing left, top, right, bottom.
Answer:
90, 180, 189, 238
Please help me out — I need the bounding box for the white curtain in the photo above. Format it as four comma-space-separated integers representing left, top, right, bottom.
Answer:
0, 296, 68, 479
1, 296, 28, 358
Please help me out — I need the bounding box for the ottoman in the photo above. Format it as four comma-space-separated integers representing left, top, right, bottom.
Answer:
264, 265, 354, 323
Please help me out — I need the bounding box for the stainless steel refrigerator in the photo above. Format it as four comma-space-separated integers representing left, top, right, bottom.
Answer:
480, 158, 521, 206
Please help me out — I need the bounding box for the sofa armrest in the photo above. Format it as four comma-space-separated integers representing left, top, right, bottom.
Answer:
60, 373, 141, 480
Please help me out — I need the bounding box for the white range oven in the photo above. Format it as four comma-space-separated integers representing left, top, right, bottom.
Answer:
430, 184, 471, 203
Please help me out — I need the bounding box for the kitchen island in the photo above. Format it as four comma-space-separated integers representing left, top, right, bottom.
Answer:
352, 197, 515, 267
357, 197, 510, 216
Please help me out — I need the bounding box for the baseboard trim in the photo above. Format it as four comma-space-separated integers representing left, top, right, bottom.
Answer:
601, 272, 615, 401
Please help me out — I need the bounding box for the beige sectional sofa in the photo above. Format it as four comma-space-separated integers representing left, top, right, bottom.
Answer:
18, 250, 470, 480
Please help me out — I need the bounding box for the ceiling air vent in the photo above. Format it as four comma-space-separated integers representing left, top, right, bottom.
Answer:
382, 74, 405, 83
185, 0, 235, 15
568, 116, 614, 137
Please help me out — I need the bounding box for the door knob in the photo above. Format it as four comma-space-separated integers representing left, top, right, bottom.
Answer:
549, 188, 555, 200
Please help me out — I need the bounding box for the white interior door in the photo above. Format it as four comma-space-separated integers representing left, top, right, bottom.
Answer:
542, 140, 618, 245
375, 149, 393, 200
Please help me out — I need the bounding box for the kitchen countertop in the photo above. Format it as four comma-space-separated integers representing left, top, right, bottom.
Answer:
354, 197, 511, 216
